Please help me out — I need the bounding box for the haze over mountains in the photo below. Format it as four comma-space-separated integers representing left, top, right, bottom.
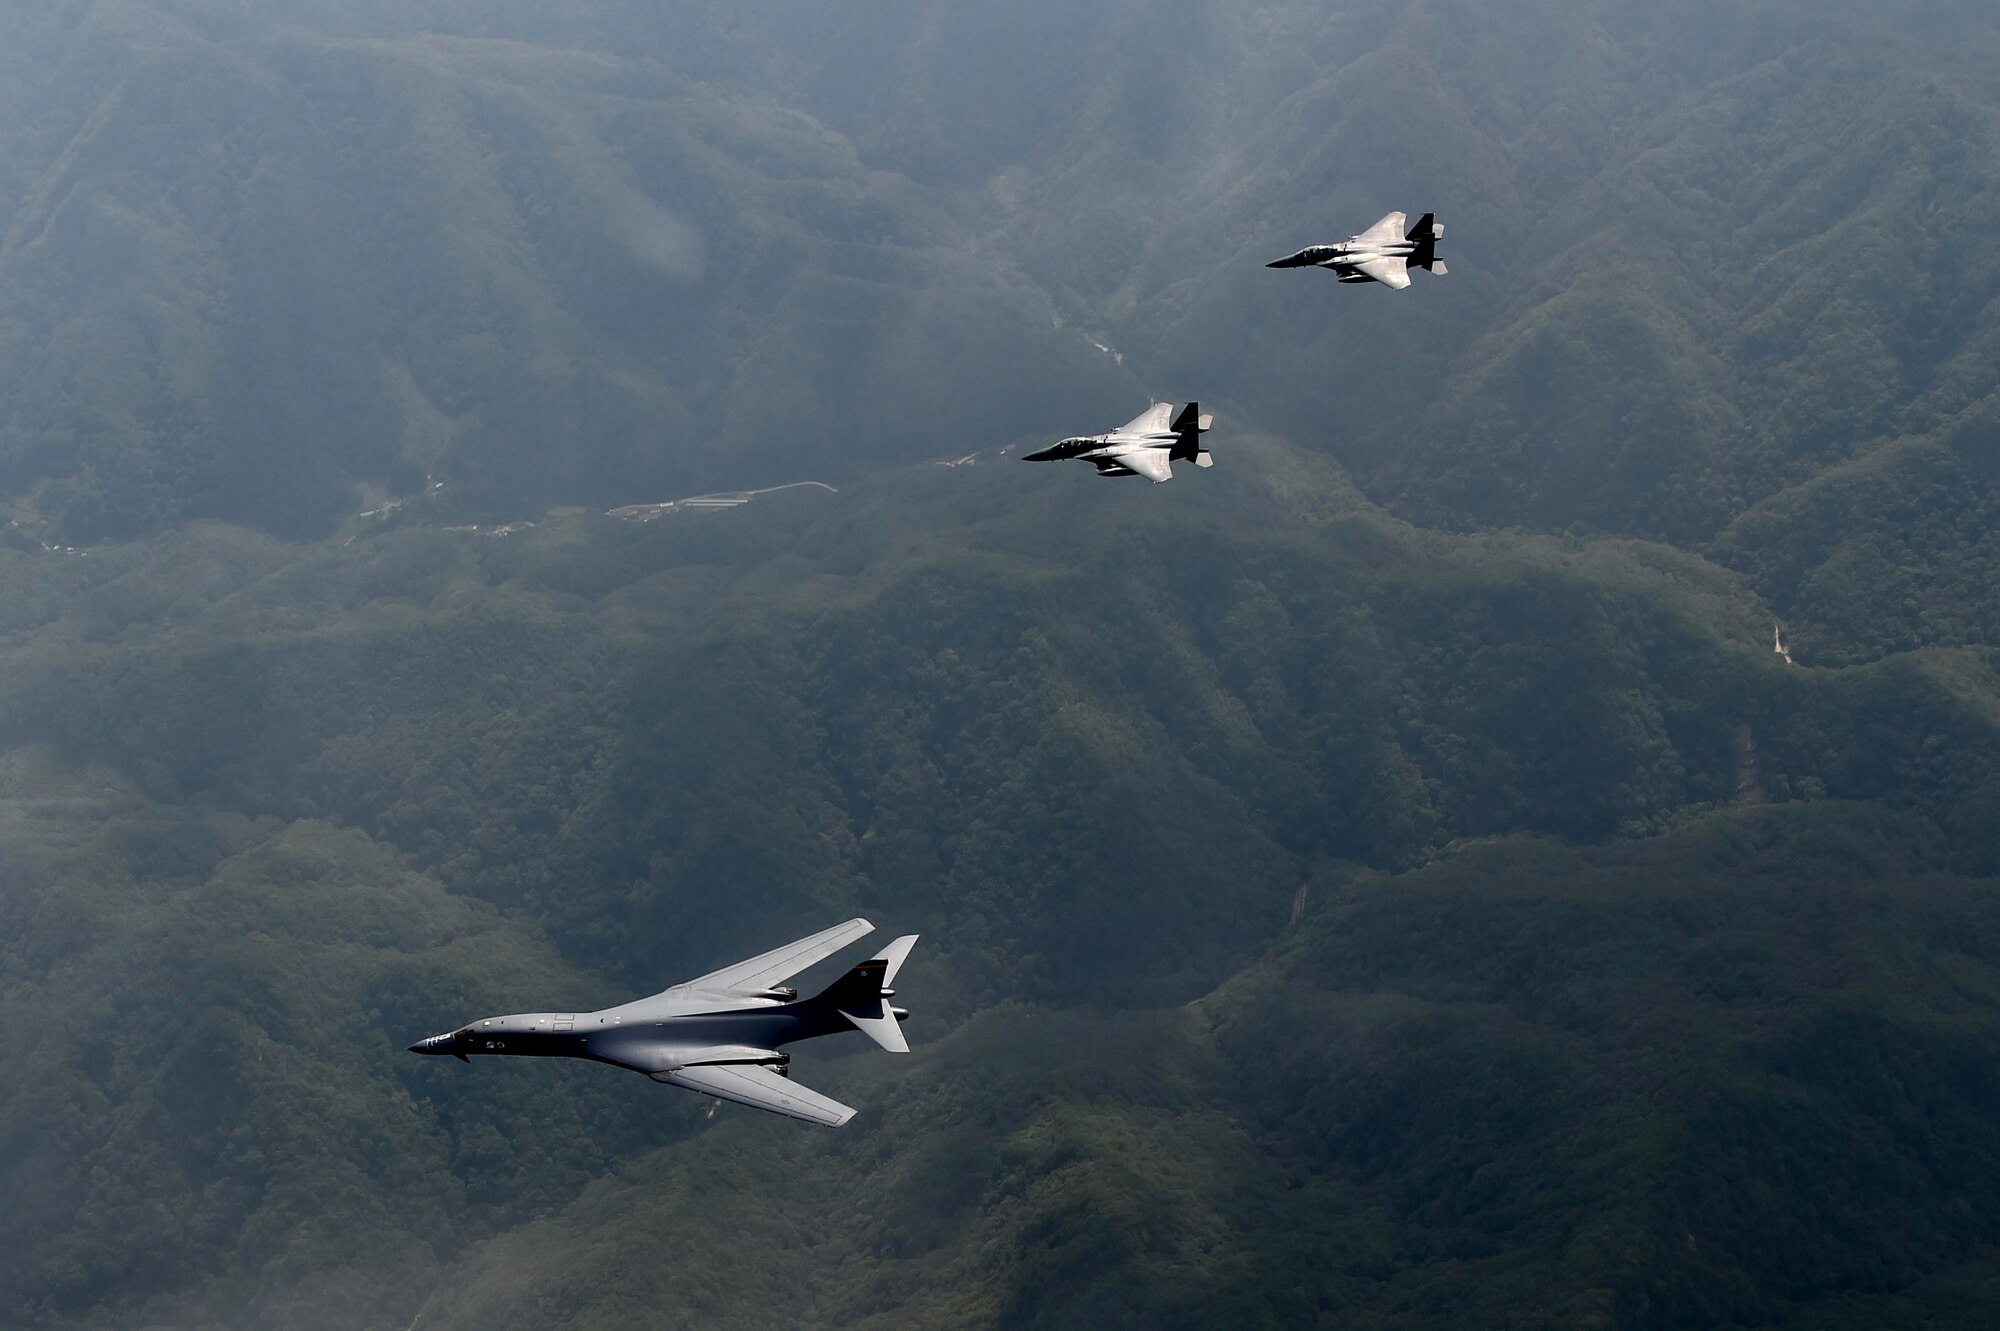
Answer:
1, 2, 1997, 1328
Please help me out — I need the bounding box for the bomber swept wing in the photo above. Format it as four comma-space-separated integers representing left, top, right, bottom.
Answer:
657, 1063, 857, 1127
675, 917, 875, 996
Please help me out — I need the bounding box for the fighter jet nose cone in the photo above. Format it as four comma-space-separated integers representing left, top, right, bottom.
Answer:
407, 1042, 425, 1054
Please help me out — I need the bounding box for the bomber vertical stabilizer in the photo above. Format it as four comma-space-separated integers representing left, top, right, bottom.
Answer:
832, 935, 918, 1053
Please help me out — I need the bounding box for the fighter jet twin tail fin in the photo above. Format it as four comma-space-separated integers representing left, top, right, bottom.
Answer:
1406, 212, 1446, 275
1168, 402, 1216, 469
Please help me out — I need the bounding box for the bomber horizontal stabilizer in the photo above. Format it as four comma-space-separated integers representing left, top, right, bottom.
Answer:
841, 1001, 909, 1052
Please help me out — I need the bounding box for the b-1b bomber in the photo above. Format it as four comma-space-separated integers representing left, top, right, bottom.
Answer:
1267, 211, 1446, 289
409, 919, 916, 1126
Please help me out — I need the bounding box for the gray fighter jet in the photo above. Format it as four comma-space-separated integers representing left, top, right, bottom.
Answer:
1266, 211, 1446, 289
408, 919, 916, 1126
1022, 401, 1214, 482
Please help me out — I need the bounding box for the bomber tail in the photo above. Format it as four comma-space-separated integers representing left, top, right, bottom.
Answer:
1168, 402, 1216, 467
811, 934, 917, 1052
1406, 213, 1446, 274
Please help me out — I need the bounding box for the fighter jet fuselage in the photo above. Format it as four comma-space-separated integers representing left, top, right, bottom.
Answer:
1267, 211, 1446, 289
409, 921, 916, 1126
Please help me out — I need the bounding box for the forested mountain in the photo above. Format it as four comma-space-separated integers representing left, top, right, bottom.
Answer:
412, 806, 2000, 1331
5, 455, 1997, 1328
1, 2, 1997, 1328
7, 3, 1998, 565
0, 2, 1132, 536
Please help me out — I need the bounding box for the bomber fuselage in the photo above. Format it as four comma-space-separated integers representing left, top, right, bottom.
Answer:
407, 990, 896, 1070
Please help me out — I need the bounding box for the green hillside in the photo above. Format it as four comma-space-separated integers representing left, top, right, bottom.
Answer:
402, 805, 2000, 1331
0, 3, 1132, 538
2, 442, 1996, 1327
7, 1, 1998, 631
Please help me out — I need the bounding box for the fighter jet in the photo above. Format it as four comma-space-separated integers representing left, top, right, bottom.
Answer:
1266, 211, 1446, 289
1022, 401, 1214, 482
408, 919, 916, 1126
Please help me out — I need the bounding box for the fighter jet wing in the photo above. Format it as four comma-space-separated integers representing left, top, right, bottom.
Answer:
1105, 449, 1174, 483
672, 918, 874, 996
660, 1063, 857, 1127
1350, 256, 1411, 289
1354, 211, 1408, 243
1115, 402, 1175, 435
